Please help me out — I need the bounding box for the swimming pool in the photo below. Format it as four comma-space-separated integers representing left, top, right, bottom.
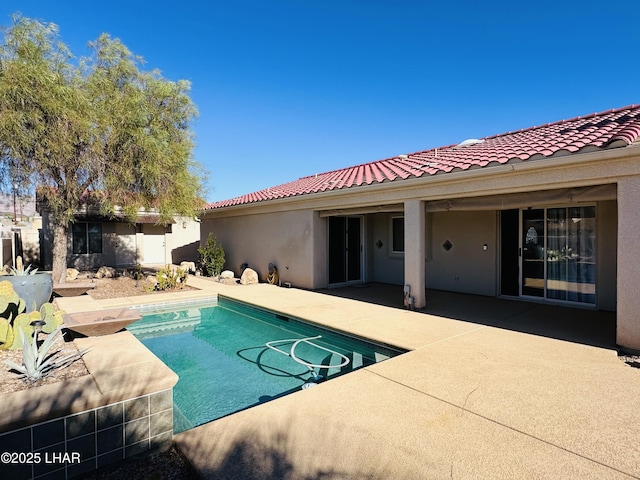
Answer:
128, 297, 404, 433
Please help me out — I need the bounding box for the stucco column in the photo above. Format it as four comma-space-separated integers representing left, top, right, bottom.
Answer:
617, 176, 640, 352
404, 199, 426, 308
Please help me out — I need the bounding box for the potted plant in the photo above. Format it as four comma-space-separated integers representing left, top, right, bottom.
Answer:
1, 256, 53, 311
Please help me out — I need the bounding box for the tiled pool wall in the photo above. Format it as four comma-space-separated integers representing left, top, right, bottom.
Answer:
0, 389, 173, 480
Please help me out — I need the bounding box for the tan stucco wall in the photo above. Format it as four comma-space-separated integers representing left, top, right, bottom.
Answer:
39, 211, 136, 270
168, 217, 201, 264
310, 213, 328, 287
40, 213, 200, 271
21, 226, 41, 266
616, 176, 640, 351
426, 210, 498, 296
0, 225, 41, 268
369, 213, 404, 284
200, 210, 322, 289
405, 200, 427, 307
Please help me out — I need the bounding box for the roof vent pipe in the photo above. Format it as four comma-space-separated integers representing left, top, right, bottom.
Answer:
455, 138, 485, 148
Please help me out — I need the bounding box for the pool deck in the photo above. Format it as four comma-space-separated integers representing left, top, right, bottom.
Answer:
56, 278, 640, 479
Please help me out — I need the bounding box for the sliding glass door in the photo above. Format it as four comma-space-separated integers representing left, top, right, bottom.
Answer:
328, 216, 362, 285
517, 206, 596, 304
546, 206, 596, 303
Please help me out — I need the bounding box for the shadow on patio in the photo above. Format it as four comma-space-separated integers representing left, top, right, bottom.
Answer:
316, 283, 617, 351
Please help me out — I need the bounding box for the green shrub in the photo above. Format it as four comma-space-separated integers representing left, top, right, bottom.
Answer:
198, 234, 225, 277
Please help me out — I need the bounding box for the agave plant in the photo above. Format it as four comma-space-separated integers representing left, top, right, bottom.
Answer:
7, 256, 38, 276
4, 327, 87, 382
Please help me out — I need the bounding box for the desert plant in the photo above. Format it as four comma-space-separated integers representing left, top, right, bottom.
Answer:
39, 303, 64, 334
0, 281, 26, 323
0, 318, 14, 351
4, 326, 87, 382
154, 265, 188, 291
0, 281, 27, 350
10, 312, 35, 350
135, 263, 143, 282
1, 256, 53, 311
198, 234, 225, 277
6, 256, 38, 276
0, 281, 63, 350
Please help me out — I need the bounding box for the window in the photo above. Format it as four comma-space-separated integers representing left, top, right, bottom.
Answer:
391, 216, 404, 253
72, 222, 103, 254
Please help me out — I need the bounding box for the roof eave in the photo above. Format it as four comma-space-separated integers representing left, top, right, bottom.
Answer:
200, 143, 640, 218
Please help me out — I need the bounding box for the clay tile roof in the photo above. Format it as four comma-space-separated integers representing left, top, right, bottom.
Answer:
204, 104, 640, 210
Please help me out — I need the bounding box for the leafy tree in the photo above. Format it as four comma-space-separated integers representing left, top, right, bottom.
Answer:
0, 15, 205, 283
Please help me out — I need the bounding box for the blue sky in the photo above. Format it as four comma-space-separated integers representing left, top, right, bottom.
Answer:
2, 1, 639, 203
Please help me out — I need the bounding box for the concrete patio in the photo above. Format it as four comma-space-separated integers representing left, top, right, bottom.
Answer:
57, 278, 640, 479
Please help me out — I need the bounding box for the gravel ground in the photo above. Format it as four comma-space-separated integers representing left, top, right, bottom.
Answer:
0, 331, 89, 395
81, 445, 200, 480
83, 272, 198, 300
620, 354, 640, 369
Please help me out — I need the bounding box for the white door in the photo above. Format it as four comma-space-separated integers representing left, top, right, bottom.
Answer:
143, 225, 167, 265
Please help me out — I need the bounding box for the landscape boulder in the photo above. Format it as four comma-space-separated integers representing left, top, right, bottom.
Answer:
220, 270, 235, 279
95, 266, 116, 279
180, 261, 196, 273
66, 268, 80, 281
240, 268, 259, 285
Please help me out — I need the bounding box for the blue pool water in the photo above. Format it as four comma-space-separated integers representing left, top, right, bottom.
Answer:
128, 297, 404, 433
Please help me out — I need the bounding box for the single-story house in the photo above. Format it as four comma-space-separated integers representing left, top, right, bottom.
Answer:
200, 104, 640, 352
38, 202, 201, 271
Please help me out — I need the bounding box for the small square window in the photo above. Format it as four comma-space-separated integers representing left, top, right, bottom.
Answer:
72, 222, 103, 255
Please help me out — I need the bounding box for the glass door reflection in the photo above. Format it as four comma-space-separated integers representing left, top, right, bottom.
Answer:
522, 209, 545, 297
546, 207, 596, 303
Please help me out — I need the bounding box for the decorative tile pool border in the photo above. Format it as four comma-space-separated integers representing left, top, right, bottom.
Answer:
0, 389, 173, 480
